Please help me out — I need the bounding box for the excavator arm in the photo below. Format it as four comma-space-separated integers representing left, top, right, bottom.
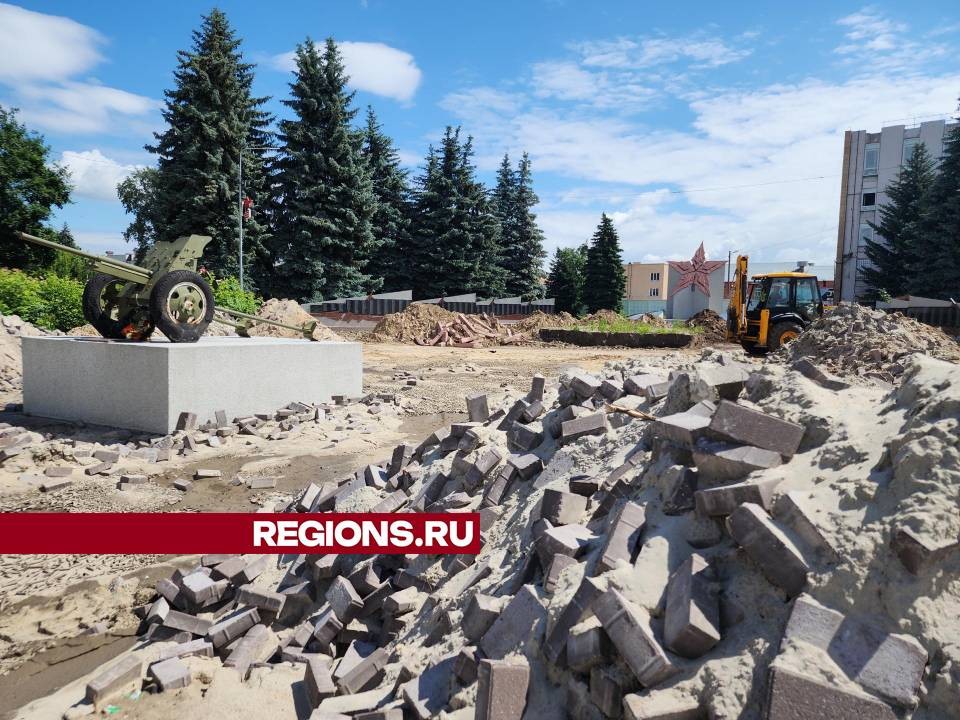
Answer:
726, 255, 749, 341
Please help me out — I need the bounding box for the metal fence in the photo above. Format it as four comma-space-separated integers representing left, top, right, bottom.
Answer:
305, 293, 555, 318
886, 305, 960, 329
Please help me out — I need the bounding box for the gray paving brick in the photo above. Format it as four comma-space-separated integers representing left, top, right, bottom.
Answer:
149, 656, 191, 691
708, 400, 804, 458
694, 476, 784, 516
593, 589, 676, 688
782, 594, 927, 707
598, 501, 646, 573
664, 554, 720, 658
726, 503, 808, 597
85, 655, 142, 707
541, 489, 588, 525
476, 659, 530, 720
480, 585, 546, 659
764, 666, 896, 720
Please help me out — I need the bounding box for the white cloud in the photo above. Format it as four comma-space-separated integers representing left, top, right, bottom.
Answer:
835, 7, 948, 71
0, 4, 158, 135
530, 61, 657, 109
60, 149, 141, 201
272, 41, 422, 102
17, 81, 160, 134
443, 54, 960, 264
0, 3, 104, 83
575, 34, 751, 69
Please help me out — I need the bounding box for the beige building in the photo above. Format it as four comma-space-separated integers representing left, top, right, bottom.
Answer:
624, 262, 668, 300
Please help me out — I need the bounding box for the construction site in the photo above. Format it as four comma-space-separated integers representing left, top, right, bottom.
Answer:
2, 2, 960, 718
0, 290, 959, 720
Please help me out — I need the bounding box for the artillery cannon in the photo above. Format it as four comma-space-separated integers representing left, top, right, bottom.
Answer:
16, 232, 317, 343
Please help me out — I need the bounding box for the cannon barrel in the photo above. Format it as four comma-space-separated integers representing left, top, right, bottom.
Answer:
17, 231, 153, 283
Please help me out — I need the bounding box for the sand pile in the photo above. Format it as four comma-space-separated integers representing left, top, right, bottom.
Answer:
247, 299, 343, 342
686, 308, 728, 343
61, 346, 960, 719
369, 303, 461, 342
773, 303, 960, 383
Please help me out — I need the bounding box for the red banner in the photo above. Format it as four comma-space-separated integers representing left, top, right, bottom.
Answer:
0, 513, 481, 555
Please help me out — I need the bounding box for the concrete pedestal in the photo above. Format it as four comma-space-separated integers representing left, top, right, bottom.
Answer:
22, 336, 363, 434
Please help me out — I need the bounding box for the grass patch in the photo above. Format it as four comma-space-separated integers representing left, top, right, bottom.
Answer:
572, 315, 702, 335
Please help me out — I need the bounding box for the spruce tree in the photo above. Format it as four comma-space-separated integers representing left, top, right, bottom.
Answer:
408, 127, 503, 298
0, 106, 71, 271
458, 136, 504, 298
860, 143, 936, 299
913, 121, 960, 299
361, 107, 411, 292
493, 153, 546, 298
147, 9, 273, 281
583, 213, 626, 313
546, 245, 587, 314
273, 38, 377, 301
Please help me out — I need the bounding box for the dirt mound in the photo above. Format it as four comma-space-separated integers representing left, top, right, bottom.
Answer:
66, 323, 97, 336
0, 313, 50, 397
584, 308, 622, 324
773, 303, 960, 382
369, 303, 460, 342
686, 308, 728, 343
512, 310, 577, 333
247, 299, 343, 342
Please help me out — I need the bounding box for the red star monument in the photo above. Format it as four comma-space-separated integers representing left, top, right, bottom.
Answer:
667, 242, 725, 298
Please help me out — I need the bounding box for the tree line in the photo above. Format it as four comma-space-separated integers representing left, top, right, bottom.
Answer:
861, 123, 960, 302
546, 213, 626, 315
117, 11, 546, 302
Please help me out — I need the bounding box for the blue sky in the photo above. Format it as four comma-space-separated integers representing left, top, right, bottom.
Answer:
2, 1, 959, 269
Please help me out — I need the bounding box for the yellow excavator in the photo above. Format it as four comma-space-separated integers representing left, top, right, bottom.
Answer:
726, 256, 824, 351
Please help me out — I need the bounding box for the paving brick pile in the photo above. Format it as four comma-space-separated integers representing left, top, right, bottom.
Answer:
772, 303, 959, 384
70, 347, 960, 719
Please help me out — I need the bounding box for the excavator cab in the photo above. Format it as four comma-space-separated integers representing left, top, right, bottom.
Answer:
727, 256, 823, 351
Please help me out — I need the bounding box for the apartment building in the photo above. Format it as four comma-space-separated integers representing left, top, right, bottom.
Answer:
834, 118, 958, 302
622, 261, 669, 315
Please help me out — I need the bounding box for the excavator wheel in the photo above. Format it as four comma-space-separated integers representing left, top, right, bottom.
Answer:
769, 321, 803, 350
148, 270, 214, 343
82, 273, 154, 341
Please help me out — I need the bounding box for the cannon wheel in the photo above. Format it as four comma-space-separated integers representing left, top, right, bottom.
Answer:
148, 270, 214, 343
82, 273, 154, 340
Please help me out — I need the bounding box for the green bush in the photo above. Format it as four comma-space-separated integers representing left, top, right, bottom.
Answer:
0, 268, 85, 331
211, 275, 261, 315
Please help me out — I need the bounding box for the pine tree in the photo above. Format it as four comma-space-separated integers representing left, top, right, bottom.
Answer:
583, 213, 626, 313
146, 10, 273, 282
913, 121, 960, 299
860, 143, 936, 299
361, 107, 411, 292
0, 106, 71, 271
408, 127, 503, 298
546, 245, 587, 314
273, 38, 377, 301
493, 153, 546, 298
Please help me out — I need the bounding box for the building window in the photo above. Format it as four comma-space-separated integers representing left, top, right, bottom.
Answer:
858, 224, 873, 251
649, 288, 659, 297
864, 144, 879, 175
862, 192, 876, 208
902, 137, 920, 164
650, 271, 660, 281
